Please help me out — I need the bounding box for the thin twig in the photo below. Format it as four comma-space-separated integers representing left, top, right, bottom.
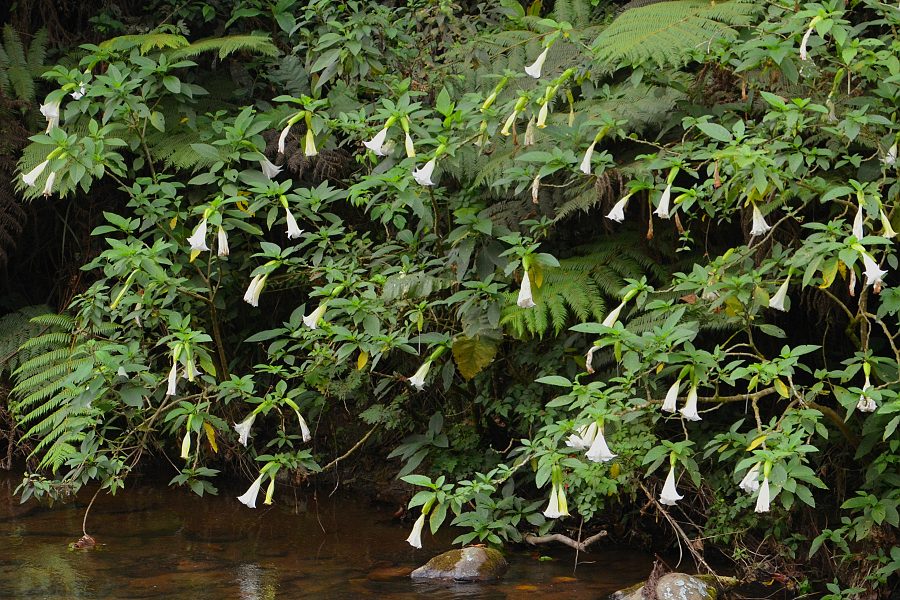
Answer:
524, 530, 607, 552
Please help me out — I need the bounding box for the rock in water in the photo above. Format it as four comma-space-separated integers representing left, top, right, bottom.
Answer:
410, 547, 508, 582
655, 573, 717, 600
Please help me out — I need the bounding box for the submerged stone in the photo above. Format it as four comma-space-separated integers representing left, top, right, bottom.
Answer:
656, 573, 717, 600
410, 547, 508, 582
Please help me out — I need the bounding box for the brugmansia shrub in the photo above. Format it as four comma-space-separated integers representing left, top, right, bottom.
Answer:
9, 0, 900, 595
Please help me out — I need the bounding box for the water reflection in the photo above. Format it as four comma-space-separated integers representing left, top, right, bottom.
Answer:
0, 472, 652, 598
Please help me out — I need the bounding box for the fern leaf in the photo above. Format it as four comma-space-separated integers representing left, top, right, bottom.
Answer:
168, 35, 279, 60
100, 33, 189, 55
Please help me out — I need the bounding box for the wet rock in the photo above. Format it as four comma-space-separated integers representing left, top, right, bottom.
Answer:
609, 582, 644, 600
410, 547, 508, 582
656, 573, 716, 600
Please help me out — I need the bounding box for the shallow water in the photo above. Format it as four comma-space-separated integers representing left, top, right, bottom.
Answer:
0, 472, 653, 599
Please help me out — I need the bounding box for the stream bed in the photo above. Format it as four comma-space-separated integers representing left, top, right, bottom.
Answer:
0, 472, 654, 599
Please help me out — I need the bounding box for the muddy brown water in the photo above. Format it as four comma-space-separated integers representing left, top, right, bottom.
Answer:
0, 472, 653, 599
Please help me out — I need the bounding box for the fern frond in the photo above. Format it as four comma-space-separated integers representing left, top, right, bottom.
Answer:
168, 35, 279, 60
100, 33, 189, 54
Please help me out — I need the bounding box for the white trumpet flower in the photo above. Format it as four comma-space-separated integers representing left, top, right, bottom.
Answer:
880, 210, 897, 239
517, 271, 536, 308
543, 481, 569, 518
680, 384, 701, 421
579, 142, 595, 175
237, 474, 264, 509
585, 425, 617, 463
769, 277, 790, 312
884, 143, 897, 167
655, 183, 672, 219
606, 196, 629, 223
40, 100, 60, 132
42, 171, 56, 197
277, 123, 292, 154
662, 380, 680, 413
166, 362, 178, 396
853, 204, 865, 240
659, 464, 683, 506
259, 157, 282, 180
536, 102, 549, 128
799, 26, 815, 61
565, 422, 598, 450
304, 130, 317, 156
739, 463, 761, 493
363, 127, 390, 156
862, 254, 887, 287
525, 47, 549, 78
71, 83, 86, 100
296, 411, 312, 442
187, 217, 209, 252
285, 208, 303, 239
409, 360, 431, 391
217, 226, 229, 257
750, 204, 771, 236
857, 372, 876, 413
754, 476, 771, 513
404, 131, 415, 158
412, 158, 436, 186
602, 301, 626, 328
243, 273, 267, 307
234, 413, 257, 447
22, 160, 49, 187
180, 430, 191, 460
500, 110, 518, 136
406, 512, 426, 548
303, 303, 327, 329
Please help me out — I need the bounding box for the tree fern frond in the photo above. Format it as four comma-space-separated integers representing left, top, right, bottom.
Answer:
100, 33, 189, 54
168, 35, 279, 60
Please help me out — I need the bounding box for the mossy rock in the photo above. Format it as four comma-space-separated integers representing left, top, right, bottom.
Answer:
656, 573, 717, 600
410, 547, 508, 582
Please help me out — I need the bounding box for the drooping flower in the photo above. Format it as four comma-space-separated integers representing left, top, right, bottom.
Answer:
304, 129, 318, 157
243, 273, 267, 307
285, 207, 303, 239
404, 131, 415, 158
750, 204, 771, 236
852, 203, 865, 240
166, 362, 178, 396
680, 384, 701, 421
536, 101, 549, 128
517, 271, 536, 308
42, 171, 56, 197
585, 424, 617, 463
408, 360, 431, 390
412, 158, 436, 186
754, 476, 771, 513
237, 474, 264, 509
180, 429, 191, 460
217, 226, 229, 257
234, 413, 257, 447
277, 123, 292, 154
655, 183, 672, 219
264, 476, 276, 505
862, 253, 887, 288
259, 157, 282, 180
525, 47, 550, 78
565, 422, 598, 450
884, 143, 897, 167
303, 303, 327, 329
22, 160, 49, 187
857, 370, 876, 413
579, 142, 595, 175
768, 276, 791, 312
500, 110, 518, 136
543, 481, 569, 518
406, 512, 426, 548
363, 127, 390, 156
585, 345, 598, 374
601, 300, 626, 328
40, 100, 60, 132
531, 174, 541, 204
606, 196, 629, 223
297, 411, 312, 442
524, 117, 536, 146
880, 210, 897, 239
739, 463, 761, 493
187, 217, 209, 252
799, 17, 821, 61
659, 463, 683, 506
662, 380, 680, 413
71, 83, 86, 100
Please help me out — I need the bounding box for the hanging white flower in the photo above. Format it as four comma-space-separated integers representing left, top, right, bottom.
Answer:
40, 100, 60, 132
243, 273, 267, 307
408, 360, 432, 390
217, 226, 229, 257
277, 123, 292, 154
22, 160, 49, 187
662, 380, 680, 413
579, 142, 596, 175
880, 210, 897, 239
602, 300, 626, 328
543, 481, 569, 518
768, 276, 791, 312
680, 384, 701, 421
524, 117, 536, 146
659, 464, 684, 506
536, 101, 549, 128
187, 217, 209, 252
166, 362, 178, 396
884, 143, 897, 167
852, 203, 865, 240
754, 476, 771, 513
264, 477, 276, 505
500, 110, 518, 136
606, 196, 629, 223
585, 345, 598, 374
565, 422, 598, 450
259, 157, 282, 180
71, 83, 87, 100
304, 130, 318, 157
531, 174, 541, 204
234, 413, 257, 447
237, 474, 264, 509
655, 183, 672, 219
363, 126, 390, 156
739, 463, 761, 493
406, 512, 426, 548
302, 303, 327, 329
862, 253, 887, 287
404, 131, 416, 158
285, 208, 303, 239
857, 372, 876, 413
585, 425, 617, 463
412, 158, 436, 186
524, 47, 550, 78
42, 171, 56, 197
296, 410, 312, 442
750, 204, 771, 236
517, 271, 536, 308
180, 430, 192, 460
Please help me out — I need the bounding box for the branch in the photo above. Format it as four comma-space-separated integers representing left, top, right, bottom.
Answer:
320, 425, 378, 473
524, 530, 607, 552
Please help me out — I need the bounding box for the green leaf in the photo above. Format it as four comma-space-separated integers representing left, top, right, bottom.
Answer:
695, 121, 733, 143
535, 375, 572, 388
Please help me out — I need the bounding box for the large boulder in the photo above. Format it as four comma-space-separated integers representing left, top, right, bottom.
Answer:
656, 573, 717, 600
410, 547, 508, 582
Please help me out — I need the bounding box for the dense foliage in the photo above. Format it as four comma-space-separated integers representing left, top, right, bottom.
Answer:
2, 0, 899, 596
